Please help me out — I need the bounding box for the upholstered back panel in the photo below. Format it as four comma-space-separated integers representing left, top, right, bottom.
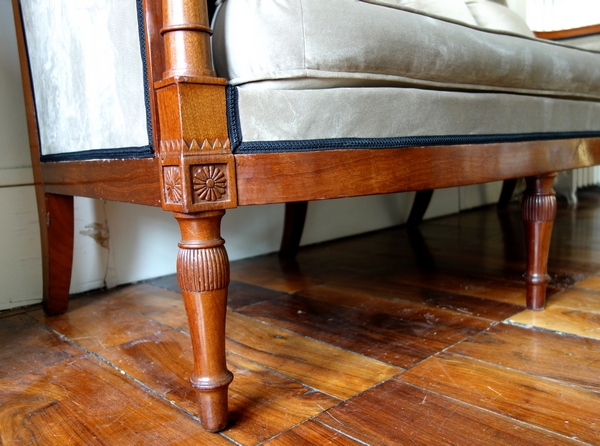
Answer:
19, 0, 151, 160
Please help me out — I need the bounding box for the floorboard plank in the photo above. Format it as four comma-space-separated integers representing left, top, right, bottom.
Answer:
263, 420, 364, 445
0, 356, 232, 445
316, 380, 579, 446
399, 354, 600, 443
448, 323, 600, 392
224, 312, 401, 399
100, 329, 339, 445
238, 294, 492, 368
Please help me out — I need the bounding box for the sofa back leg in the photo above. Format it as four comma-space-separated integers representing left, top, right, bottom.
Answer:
41, 193, 74, 315
522, 173, 557, 310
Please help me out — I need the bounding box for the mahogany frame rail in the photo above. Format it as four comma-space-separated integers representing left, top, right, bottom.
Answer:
12, 0, 600, 432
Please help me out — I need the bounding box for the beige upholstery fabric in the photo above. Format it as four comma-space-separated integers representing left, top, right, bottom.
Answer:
465, 0, 534, 36
213, 0, 600, 100
234, 87, 600, 146
360, 0, 476, 25
21, 0, 149, 157
561, 34, 600, 52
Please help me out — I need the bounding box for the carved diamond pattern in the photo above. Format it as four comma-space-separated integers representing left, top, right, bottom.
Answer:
192, 165, 227, 202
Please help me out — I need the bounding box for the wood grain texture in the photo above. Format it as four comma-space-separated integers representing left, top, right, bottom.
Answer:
100, 329, 339, 445
317, 380, 581, 445
448, 323, 600, 392
0, 356, 231, 445
523, 174, 557, 310
546, 287, 600, 313
104, 283, 189, 328
238, 294, 492, 368
224, 312, 401, 399
42, 159, 162, 206
0, 314, 83, 379
509, 306, 600, 340
235, 139, 600, 205
399, 354, 600, 443
575, 275, 600, 290
534, 23, 600, 40
263, 420, 363, 446
43, 194, 74, 315
297, 280, 524, 322
28, 297, 167, 352
174, 211, 232, 432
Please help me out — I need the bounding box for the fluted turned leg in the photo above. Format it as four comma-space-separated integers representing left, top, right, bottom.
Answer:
174, 210, 233, 432
522, 173, 557, 310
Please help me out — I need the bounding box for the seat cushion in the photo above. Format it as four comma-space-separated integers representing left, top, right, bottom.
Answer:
213, 0, 600, 154
213, 0, 600, 100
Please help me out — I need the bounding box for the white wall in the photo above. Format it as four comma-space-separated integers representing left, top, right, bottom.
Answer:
0, 0, 501, 311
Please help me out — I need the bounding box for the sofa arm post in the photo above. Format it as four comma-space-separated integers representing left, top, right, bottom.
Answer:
161, 0, 215, 78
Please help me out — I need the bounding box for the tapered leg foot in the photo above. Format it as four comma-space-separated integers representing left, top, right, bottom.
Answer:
497, 178, 518, 210
42, 194, 74, 315
407, 190, 434, 227
522, 174, 557, 310
279, 201, 308, 260
175, 211, 233, 432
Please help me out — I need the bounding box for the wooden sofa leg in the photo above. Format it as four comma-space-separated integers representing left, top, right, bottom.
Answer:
406, 189, 434, 227
174, 210, 233, 432
42, 193, 74, 315
279, 201, 308, 259
522, 173, 557, 310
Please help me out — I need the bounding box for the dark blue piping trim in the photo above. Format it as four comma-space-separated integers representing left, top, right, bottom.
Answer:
136, 0, 155, 156
40, 146, 154, 162
226, 85, 243, 149
233, 132, 600, 154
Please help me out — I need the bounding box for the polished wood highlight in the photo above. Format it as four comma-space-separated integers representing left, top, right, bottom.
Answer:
522, 173, 557, 309
175, 211, 232, 432
3, 192, 600, 443
42, 159, 162, 206
235, 139, 600, 205
534, 23, 600, 40
42, 194, 74, 315
400, 354, 600, 444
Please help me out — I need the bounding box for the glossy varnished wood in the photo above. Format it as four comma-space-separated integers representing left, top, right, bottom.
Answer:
42, 158, 162, 206
400, 354, 600, 443
448, 323, 600, 392
534, 23, 600, 40
100, 329, 340, 445
4, 191, 600, 443
317, 380, 581, 445
0, 356, 231, 445
238, 293, 493, 368
235, 139, 600, 205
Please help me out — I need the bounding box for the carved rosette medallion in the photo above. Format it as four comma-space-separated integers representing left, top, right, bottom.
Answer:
193, 165, 227, 202
163, 166, 183, 204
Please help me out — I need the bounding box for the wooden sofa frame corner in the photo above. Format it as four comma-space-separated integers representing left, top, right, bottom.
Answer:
12, 0, 600, 432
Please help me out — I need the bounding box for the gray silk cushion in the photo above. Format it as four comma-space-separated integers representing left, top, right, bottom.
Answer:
213, 0, 600, 100
360, 0, 476, 25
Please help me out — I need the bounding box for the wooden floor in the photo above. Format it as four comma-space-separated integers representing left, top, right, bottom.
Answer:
2, 188, 600, 445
